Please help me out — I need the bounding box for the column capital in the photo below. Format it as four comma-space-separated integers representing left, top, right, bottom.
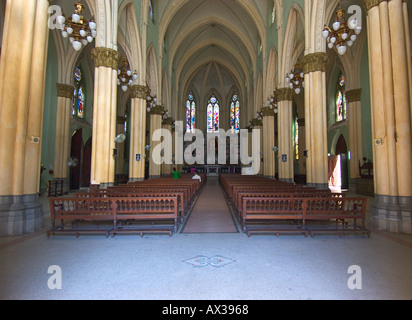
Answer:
262, 107, 276, 117
362, 0, 387, 11
346, 88, 362, 103
301, 52, 328, 73
56, 83, 74, 99
251, 118, 263, 127
150, 105, 164, 115
91, 47, 122, 70
276, 88, 294, 101
130, 85, 149, 99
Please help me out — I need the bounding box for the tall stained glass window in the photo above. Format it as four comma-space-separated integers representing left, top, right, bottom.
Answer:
186, 92, 196, 133
295, 117, 299, 160
207, 95, 219, 133
73, 67, 85, 118
230, 93, 240, 133
336, 74, 347, 122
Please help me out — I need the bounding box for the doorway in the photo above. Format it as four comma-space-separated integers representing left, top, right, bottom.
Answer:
328, 135, 349, 190
70, 129, 83, 190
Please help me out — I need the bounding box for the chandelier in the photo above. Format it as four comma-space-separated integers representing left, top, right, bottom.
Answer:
266, 91, 278, 113
322, 4, 361, 55
117, 57, 138, 92
57, 0, 97, 51
146, 88, 157, 112
285, 63, 304, 94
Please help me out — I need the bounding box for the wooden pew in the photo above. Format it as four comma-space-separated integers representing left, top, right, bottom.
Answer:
241, 196, 370, 238
47, 196, 179, 238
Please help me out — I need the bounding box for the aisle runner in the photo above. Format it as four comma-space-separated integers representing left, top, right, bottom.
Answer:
182, 176, 238, 233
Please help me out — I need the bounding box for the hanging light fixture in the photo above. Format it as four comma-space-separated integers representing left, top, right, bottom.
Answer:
285, 63, 304, 94
57, 0, 97, 51
266, 91, 278, 113
117, 57, 138, 92
146, 88, 157, 112
322, 3, 361, 55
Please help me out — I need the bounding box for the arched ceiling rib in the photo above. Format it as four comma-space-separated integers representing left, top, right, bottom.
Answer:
159, 0, 264, 104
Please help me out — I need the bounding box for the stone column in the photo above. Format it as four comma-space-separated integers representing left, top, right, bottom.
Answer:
262, 107, 276, 178
129, 85, 148, 182
301, 52, 329, 189
149, 105, 164, 178
346, 88, 363, 184
162, 117, 174, 175
251, 118, 263, 175
276, 88, 295, 183
0, 0, 50, 235
90, 47, 122, 188
363, 0, 412, 233
54, 84, 74, 179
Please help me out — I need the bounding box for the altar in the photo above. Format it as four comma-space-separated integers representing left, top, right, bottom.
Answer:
205, 165, 221, 176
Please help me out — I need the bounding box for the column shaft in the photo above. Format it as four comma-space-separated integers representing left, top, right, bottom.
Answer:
90, 48, 122, 187
0, 0, 49, 235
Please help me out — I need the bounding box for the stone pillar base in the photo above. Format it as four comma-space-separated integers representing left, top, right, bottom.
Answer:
0, 194, 44, 236
371, 195, 412, 234
129, 178, 144, 182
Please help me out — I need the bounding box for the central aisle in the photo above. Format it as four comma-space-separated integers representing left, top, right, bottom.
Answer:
182, 176, 238, 233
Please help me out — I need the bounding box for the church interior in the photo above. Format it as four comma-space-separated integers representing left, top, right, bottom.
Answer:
0, 0, 411, 300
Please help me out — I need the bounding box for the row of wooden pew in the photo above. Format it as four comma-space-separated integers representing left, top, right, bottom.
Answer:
220, 174, 370, 237
47, 174, 206, 238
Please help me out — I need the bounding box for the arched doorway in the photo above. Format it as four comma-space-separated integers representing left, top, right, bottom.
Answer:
328, 135, 349, 190
70, 129, 83, 190
82, 138, 92, 187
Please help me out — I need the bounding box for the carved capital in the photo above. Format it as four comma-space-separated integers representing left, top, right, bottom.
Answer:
261, 107, 275, 117
276, 88, 294, 101
150, 105, 164, 115
251, 118, 263, 127
56, 83, 74, 99
91, 47, 122, 70
130, 85, 149, 99
346, 88, 362, 103
362, 0, 386, 11
301, 52, 328, 73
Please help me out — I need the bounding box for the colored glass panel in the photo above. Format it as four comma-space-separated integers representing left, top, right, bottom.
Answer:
230, 93, 240, 133
207, 95, 219, 132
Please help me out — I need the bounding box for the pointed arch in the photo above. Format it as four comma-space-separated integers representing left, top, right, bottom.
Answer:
146, 44, 158, 97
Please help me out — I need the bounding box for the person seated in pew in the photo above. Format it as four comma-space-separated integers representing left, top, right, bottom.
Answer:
192, 173, 202, 182
172, 167, 181, 180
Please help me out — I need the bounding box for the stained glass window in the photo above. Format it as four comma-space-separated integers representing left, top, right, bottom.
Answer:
207, 95, 219, 133
186, 92, 196, 133
230, 93, 240, 133
336, 74, 347, 122
72, 67, 85, 118
295, 117, 299, 160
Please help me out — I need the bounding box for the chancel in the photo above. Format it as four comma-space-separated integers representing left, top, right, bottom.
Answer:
0, 0, 411, 300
